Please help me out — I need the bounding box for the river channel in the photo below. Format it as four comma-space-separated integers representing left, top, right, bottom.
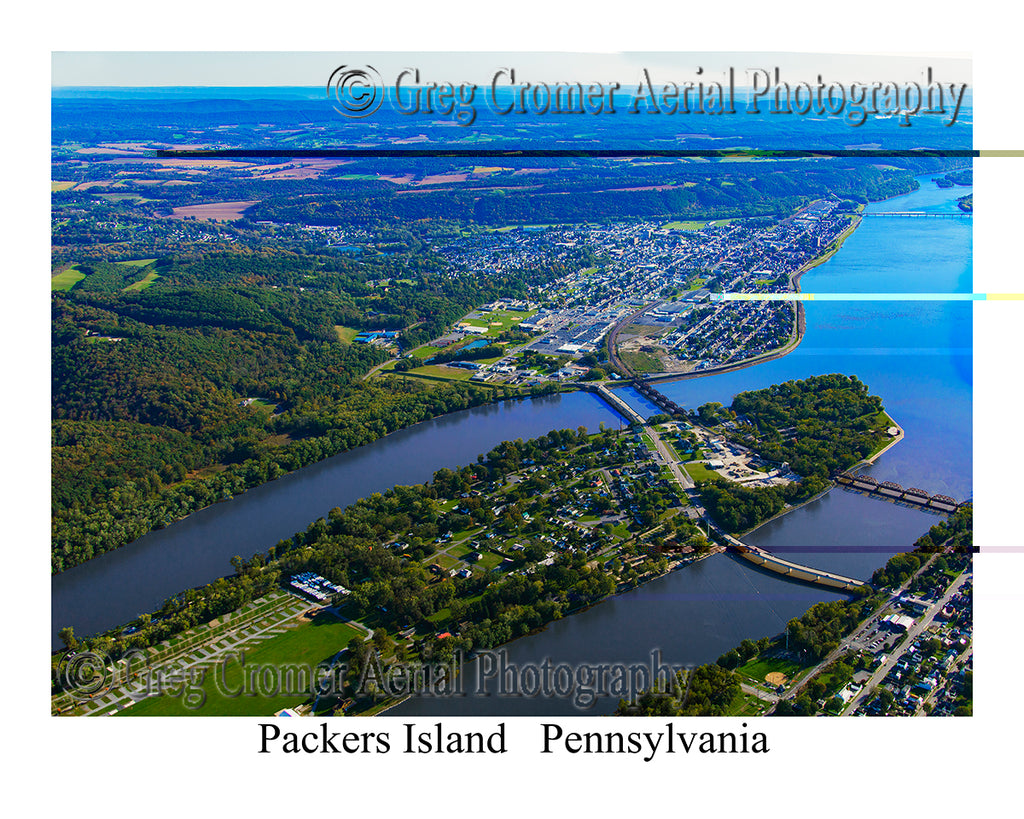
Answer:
52, 178, 973, 717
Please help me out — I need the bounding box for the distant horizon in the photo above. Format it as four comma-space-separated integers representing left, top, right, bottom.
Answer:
51, 51, 971, 89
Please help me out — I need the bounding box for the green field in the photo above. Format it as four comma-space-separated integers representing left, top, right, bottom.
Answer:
683, 462, 722, 483
476, 551, 505, 571
407, 364, 478, 381
334, 325, 359, 343
51, 180, 76, 192
115, 258, 158, 267
724, 690, 771, 716
123, 271, 160, 291
488, 224, 560, 232
735, 655, 806, 685
462, 309, 536, 336
51, 266, 86, 291
662, 220, 708, 230
619, 350, 664, 374
116, 614, 363, 717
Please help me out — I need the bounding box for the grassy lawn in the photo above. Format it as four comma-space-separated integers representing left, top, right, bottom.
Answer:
334, 325, 359, 343
724, 690, 771, 716
662, 220, 708, 230
115, 258, 158, 267
123, 271, 160, 291
432, 553, 461, 571
663, 440, 688, 461
477, 551, 505, 571
610, 522, 632, 539
461, 309, 537, 336
450, 541, 481, 559
683, 462, 722, 483
409, 344, 447, 359
51, 266, 86, 291
117, 613, 362, 717
736, 655, 806, 685
619, 350, 664, 373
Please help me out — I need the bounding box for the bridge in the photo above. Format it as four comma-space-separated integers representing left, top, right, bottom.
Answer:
586, 383, 645, 426
593, 380, 880, 594
698, 508, 870, 592
730, 539, 871, 592
862, 211, 970, 219
630, 379, 686, 418
834, 473, 966, 512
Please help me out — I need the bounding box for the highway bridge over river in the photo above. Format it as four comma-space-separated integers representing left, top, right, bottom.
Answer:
588, 378, 966, 595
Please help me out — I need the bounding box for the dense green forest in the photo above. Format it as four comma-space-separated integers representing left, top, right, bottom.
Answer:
697, 476, 830, 534
243, 162, 920, 227
691, 374, 887, 533
728, 373, 890, 478
51, 249, 571, 572
614, 663, 742, 716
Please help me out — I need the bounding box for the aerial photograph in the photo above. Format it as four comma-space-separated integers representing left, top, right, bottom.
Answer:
50, 51, 974, 720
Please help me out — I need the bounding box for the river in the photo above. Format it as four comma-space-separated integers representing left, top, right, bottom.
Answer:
393, 176, 972, 716
53, 177, 972, 716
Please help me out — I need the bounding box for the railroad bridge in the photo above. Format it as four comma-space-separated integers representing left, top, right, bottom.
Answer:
834, 473, 965, 512
863, 211, 971, 219
631, 379, 685, 418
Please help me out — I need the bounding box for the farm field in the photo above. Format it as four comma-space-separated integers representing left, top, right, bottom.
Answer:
169, 200, 258, 221
51, 266, 86, 291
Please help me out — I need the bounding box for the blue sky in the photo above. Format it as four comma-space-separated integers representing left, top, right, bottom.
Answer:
52, 51, 971, 88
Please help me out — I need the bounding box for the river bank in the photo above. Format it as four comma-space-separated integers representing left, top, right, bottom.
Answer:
622, 214, 864, 388
52, 174, 970, 656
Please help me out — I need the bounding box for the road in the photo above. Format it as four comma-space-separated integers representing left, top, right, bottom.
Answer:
842, 567, 971, 714
642, 423, 695, 489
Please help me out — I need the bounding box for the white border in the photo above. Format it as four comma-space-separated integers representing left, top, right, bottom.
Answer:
11, 1, 1022, 813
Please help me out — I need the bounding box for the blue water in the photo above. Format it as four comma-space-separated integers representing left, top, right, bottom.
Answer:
51, 392, 626, 646
623, 177, 972, 499
392, 177, 974, 717
54, 176, 972, 706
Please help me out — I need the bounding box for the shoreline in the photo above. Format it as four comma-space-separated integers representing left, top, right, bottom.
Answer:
624, 212, 862, 387
51, 384, 557, 577
741, 409, 905, 539
364, 545, 724, 717
52, 205, 869, 577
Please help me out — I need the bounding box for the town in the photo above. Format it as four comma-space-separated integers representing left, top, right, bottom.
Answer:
357, 199, 860, 388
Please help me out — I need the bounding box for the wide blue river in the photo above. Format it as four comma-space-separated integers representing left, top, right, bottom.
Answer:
52, 178, 972, 718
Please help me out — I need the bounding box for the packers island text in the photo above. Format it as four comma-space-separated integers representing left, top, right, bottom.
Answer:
257, 722, 769, 759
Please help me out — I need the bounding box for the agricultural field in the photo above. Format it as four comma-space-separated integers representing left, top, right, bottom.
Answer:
51, 266, 86, 291
123, 271, 160, 291
168, 200, 258, 221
